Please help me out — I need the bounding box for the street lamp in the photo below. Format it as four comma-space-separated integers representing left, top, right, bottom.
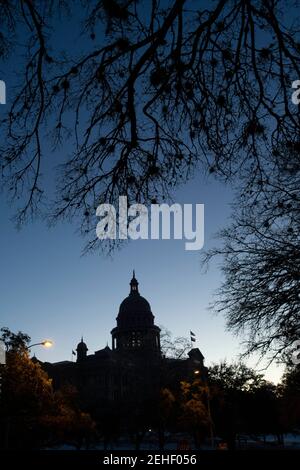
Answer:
28, 340, 53, 349
41, 340, 53, 348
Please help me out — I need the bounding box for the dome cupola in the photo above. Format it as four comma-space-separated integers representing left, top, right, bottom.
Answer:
76, 336, 88, 362
117, 271, 155, 329
111, 272, 161, 355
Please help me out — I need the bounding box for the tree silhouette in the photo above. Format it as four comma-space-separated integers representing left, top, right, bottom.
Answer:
1, 0, 300, 360
179, 378, 210, 447
208, 361, 283, 448
279, 365, 300, 432
160, 327, 191, 358
0, 0, 299, 253
204, 146, 300, 361
0, 326, 30, 352
0, 331, 53, 449
0, 328, 96, 449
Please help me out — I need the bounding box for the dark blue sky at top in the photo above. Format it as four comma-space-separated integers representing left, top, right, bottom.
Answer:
0, 0, 292, 383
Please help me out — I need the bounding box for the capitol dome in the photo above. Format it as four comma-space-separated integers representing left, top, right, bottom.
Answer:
76, 336, 88, 361
76, 337, 88, 351
116, 271, 155, 328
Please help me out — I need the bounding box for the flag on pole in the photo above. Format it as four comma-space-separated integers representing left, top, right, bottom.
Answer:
190, 331, 196, 342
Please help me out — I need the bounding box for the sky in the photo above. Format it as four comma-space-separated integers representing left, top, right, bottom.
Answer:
0, 174, 284, 383
0, 1, 287, 384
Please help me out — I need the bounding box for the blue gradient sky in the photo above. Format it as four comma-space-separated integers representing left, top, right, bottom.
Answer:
0, 174, 284, 383
0, 2, 286, 383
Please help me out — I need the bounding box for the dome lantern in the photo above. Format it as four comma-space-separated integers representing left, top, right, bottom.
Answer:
111, 272, 161, 356
130, 270, 139, 294
76, 336, 88, 362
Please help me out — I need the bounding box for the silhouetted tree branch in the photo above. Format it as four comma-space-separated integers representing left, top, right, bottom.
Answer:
204, 148, 300, 362
160, 327, 191, 358
0, 0, 299, 253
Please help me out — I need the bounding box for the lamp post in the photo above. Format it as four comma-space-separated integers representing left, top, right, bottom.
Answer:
28, 340, 53, 349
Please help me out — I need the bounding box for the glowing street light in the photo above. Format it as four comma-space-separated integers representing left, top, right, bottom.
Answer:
42, 340, 53, 348
28, 340, 53, 349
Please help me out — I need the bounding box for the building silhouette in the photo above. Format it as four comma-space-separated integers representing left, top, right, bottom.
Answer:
40, 273, 207, 423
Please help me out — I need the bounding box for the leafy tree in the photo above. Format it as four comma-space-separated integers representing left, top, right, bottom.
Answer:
0, 343, 54, 448
42, 385, 97, 449
246, 381, 282, 441
0, 328, 96, 449
0, 326, 30, 352
208, 361, 283, 447
157, 387, 176, 450
179, 378, 209, 447
209, 361, 265, 391
278, 365, 300, 432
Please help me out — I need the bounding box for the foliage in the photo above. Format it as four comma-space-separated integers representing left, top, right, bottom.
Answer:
278, 365, 300, 431
208, 361, 265, 391
0, 328, 96, 449
208, 361, 283, 446
179, 378, 209, 446
0, 326, 31, 352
